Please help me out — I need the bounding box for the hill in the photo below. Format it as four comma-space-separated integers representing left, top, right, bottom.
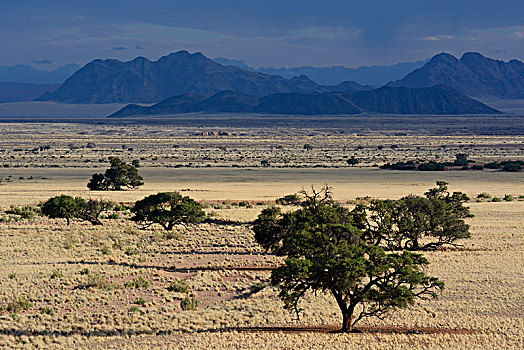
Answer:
109, 86, 499, 117
343, 85, 500, 114
388, 52, 524, 98
0, 64, 81, 84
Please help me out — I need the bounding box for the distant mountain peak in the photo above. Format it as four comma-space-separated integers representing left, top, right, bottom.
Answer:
389, 52, 524, 98
38, 51, 377, 104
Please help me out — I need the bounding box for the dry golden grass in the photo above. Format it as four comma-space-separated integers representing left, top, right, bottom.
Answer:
0, 123, 522, 348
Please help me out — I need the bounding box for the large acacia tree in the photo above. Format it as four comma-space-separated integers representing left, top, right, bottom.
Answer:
253, 188, 443, 332
88, 157, 143, 191
131, 192, 205, 231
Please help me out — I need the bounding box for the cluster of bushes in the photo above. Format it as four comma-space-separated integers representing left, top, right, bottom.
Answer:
380, 160, 455, 171
483, 160, 523, 172
252, 181, 470, 331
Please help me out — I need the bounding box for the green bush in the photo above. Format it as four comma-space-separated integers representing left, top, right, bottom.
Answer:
167, 280, 190, 293
180, 296, 199, 311
503, 194, 514, 202
6, 297, 32, 313
492, 197, 502, 202
125, 277, 150, 289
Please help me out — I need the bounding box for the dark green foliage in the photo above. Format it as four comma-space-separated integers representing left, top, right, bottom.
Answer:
502, 162, 522, 172
88, 157, 144, 191
470, 165, 484, 170
417, 161, 446, 171
453, 153, 469, 166
40, 195, 85, 225
253, 187, 444, 332
484, 162, 500, 169
275, 194, 301, 206
131, 192, 205, 231
5, 205, 40, 219
355, 181, 473, 250
346, 156, 359, 166
380, 161, 416, 170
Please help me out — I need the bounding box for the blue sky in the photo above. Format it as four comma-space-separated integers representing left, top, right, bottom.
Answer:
1, 0, 523, 69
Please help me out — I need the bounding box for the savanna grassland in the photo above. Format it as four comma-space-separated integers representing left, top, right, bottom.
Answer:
0, 122, 522, 349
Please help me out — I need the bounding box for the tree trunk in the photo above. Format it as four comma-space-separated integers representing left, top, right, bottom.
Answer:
341, 311, 353, 332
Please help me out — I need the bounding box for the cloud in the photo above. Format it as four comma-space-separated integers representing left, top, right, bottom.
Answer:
419, 35, 454, 41
33, 59, 52, 64
111, 46, 126, 51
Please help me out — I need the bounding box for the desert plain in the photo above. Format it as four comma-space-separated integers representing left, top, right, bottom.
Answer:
0, 120, 522, 349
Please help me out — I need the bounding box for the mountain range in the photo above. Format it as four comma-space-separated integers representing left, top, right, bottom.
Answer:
388, 52, 524, 98
109, 86, 499, 117
0, 82, 59, 103
0, 64, 81, 84
213, 58, 428, 86
37, 51, 372, 104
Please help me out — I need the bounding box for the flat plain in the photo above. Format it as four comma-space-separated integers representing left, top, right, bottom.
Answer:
0, 121, 522, 349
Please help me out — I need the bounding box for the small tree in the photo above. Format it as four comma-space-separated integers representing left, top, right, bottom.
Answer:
131, 192, 205, 231
88, 157, 143, 191
40, 195, 85, 225
346, 156, 359, 167
253, 188, 444, 332
453, 153, 469, 167
80, 199, 114, 225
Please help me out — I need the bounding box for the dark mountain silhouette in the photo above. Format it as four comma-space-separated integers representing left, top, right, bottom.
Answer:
37, 51, 375, 104
109, 86, 499, 117
37, 51, 332, 103
342, 85, 500, 114
388, 52, 524, 98
0, 82, 59, 103
0, 64, 81, 84
253, 93, 361, 115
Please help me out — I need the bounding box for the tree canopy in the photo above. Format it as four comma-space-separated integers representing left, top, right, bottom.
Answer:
253, 187, 444, 332
40, 195, 85, 225
353, 181, 473, 250
87, 157, 143, 191
40, 195, 114, 225
131, 192, 205, 231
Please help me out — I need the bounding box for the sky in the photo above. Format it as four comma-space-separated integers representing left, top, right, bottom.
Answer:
1, 0, 523, 69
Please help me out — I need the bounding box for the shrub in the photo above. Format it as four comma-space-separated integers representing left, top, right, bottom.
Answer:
40, 307, 56, 315
503, 194, 514, 202
131, 192, 205, 231
50, 269, 63, 279
88, 157, 143, 191
502, 162, 522, 172
136, 298, 146, 306
477, 193, 491, 199
275, 194, 301, 206
125, 277, 150, 289
5, 205, 40, 219
180, 296, 199, 311
167, 280, 190, 293
470, 165, 484, 170
6, 297, 32, 313
492, 197, 502, 202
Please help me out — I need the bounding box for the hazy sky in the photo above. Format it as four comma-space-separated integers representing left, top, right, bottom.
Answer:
1, 0, 523, 69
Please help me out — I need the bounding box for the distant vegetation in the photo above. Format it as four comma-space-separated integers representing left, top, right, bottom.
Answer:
87, 157, 143, 191
380, 154, 523, 172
